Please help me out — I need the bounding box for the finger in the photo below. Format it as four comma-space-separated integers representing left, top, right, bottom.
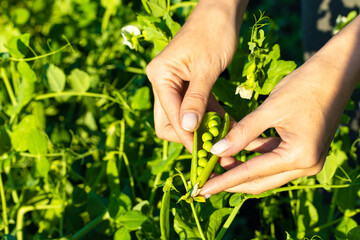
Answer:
218, 156, 242, 170
152, 82, 194, 151
153, 91, 181, 143
223, 169, 303, 194
210, 107, 274, 157
207, 94, 226, 116
199, 148, 293, 196
244, 137, 281, 153
180, 73, 216, 132
217, 137, 281, 171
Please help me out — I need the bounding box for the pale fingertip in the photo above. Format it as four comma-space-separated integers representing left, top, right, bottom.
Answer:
204, 194, 212, 199
210, 138, 230, 155
181, 112, 198, 131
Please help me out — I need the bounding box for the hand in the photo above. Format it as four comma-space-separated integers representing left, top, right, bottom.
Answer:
146, 0, 248, 151
200, 15, 360, 196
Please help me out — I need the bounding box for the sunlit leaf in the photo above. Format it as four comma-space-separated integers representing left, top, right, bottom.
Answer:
47, 64, 66, 92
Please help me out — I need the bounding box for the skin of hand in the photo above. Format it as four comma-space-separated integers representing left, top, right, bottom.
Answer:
146, 0, 248, 151
199, 15, 360, 197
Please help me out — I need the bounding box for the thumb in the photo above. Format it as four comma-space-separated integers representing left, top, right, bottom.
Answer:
210, 107, 273, 157
180, 75, 215, 132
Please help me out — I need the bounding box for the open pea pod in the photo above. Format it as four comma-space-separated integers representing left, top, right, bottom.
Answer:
190, 112, 230, 193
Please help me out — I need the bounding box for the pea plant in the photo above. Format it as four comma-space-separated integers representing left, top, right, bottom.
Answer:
0, 0, 359, 240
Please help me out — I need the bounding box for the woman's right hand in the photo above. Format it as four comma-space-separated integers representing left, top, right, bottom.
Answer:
146, 0, 248, 151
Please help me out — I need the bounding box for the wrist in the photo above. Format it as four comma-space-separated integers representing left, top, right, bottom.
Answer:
193, 0, 248, 34
311, 15, 360, 95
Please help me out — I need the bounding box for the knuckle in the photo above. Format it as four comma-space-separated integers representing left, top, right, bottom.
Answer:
154, 127, 166, 140
299, 150, 321, 169
246, 184, 265, 195
146, 58, 162, 82
231, 121, 247, 139
154, 123, 169, 141
306, 161, 325, 176
184, 91, 208, 108
146, 61, 155, 79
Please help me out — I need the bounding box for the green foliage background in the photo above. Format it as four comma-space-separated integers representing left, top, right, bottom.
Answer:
0, 0, 360, 240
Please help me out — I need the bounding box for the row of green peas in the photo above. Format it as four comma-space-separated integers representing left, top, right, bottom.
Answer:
196, 115, 222, 176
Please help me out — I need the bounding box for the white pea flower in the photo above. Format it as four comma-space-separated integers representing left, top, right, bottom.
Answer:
121, 25, 141, 49
236, 85, 254, 100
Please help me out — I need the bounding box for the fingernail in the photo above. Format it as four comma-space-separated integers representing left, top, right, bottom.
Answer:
204, 194, 212, 199
181, 112, 198, 131
210, 139, 230, 155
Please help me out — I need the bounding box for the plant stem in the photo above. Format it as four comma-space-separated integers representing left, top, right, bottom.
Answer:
270, 182, 359, 194
20, 152, 65, 158
149, 140, 168, 210
119, 120, 136, 201
1, 67, 17, 106
327, 188, 339, 223
10, 61, 19, 95
0, 172, 9, 234
125, 67, 146, 75
215, 199, 245, 240
8, 42, 71, 62
311, 214, 356, 233
35, 91, 119, 103
288, 186, 297, 225
176, 154, 192, 160
72, 212, 110, 240
16, 204, 63, 240
123, 153, 136, 201
190, 202, 206, 240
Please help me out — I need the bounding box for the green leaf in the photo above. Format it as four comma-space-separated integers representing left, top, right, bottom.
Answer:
265, 44, 281, 65
174, 214, 201, 240
47, 64, 66, 92
118, 210, 148, 231
28, 129, 47, 154
316, 152, 338, 186
34, 156, 50, 178
114, 227, 131, 240
205, 208, 232, 240
335, 217, 358, 239
164, 13, 181, 37
336, 184, 360, 212
5, 33, 30, 58
15, 75, 35, 112
285, 232, 295, 240
17, 62, 37, 82
208, 192, 229, 209
68, 68, 91, 92
348, 226, 360, 240
0, 127, 11, 155
229, 193, 246, 207
12, 7, 31, 25
256, 59, 296, 95
11, 115, 38, 152
109, 192, 133, 220
107, 156, 131, 219
148, 142, 183, 175
147, 0, 167, 17
131, 86, 152, 110
107, 156, 120, 193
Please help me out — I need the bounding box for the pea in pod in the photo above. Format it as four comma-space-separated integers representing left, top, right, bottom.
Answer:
190, 112, 230, 190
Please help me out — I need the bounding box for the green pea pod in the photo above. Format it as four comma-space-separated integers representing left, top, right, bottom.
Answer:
190, 130, 198, 186
190, 112, 230, 189
160, 177, 173, 240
